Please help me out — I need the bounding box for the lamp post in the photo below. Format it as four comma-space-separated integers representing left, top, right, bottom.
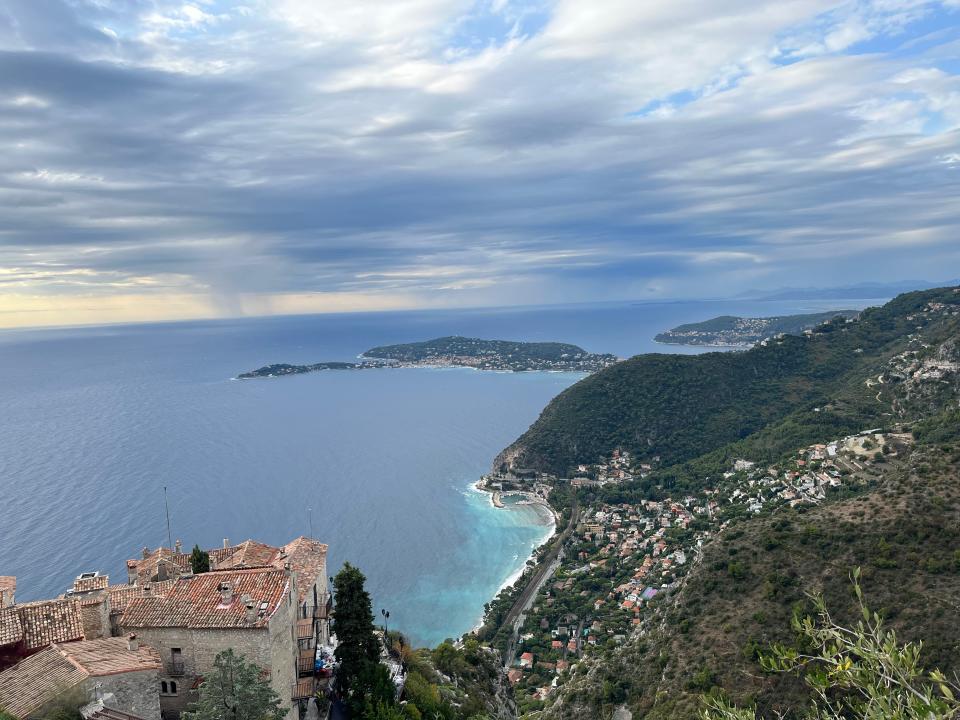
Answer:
381, 608, 390, 638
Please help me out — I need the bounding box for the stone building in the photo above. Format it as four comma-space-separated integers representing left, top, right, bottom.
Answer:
125, 536, 331, 665
0, 535, 329, 719
0, 636, 162, 720
119, 568, 304, 718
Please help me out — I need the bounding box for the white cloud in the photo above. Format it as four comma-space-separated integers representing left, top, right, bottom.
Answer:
0, 0, 957, 323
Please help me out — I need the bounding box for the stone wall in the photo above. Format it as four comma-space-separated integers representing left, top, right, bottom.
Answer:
80, 596, 111, 639
269, 588, 299, 717
92, 670, 162, 720
125, 622, 298, 719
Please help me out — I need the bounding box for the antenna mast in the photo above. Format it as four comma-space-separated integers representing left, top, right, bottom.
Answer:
164, 486, 173, 550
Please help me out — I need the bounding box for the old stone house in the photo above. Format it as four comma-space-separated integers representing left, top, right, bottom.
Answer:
119, 568, 305, 719
0, 636, 162, 720
126, 537, 330, 640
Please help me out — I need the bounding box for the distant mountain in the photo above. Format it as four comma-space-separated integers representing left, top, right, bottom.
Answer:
733, 279, 959, 301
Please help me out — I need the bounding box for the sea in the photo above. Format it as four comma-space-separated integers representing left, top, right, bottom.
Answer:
0, 297, 884, 646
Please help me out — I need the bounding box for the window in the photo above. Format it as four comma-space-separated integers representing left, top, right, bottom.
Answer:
170, 681, 178, 694
160, 680, 178, 696
160, 681, 167, 694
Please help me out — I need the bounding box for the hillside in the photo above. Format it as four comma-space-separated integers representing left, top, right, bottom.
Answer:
485, 286, 960, 720
654, 310, 859, 347
539, 427, 960, 719
497, 287, 960, 477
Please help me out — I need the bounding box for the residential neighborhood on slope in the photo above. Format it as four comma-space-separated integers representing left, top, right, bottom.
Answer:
496, 428, 911, 713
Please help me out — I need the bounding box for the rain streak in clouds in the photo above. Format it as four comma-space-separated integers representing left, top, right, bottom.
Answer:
0, 0, 959, 326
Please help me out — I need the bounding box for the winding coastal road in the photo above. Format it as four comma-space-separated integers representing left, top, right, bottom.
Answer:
501, 494, 580, 668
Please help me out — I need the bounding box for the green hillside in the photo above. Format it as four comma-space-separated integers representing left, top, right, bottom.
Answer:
539, 424, 960, 720
498, 287, 960, 478
490, 286, 960, 720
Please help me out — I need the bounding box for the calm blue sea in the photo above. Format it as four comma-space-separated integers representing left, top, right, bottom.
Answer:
0, 298, 882, 646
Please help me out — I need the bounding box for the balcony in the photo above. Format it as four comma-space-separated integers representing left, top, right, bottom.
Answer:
296, 617, 315, 640
291, 678, 316, 700
297, 648, 315, 676
299, 594, 332, 621
167, 659, 185, 677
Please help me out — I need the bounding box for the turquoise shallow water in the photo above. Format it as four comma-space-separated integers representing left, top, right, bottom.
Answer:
0, 298, 878, 646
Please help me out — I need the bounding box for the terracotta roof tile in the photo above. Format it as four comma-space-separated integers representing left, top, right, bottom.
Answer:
16, 599, 84, 649
120, 569, 289, 630
214, 540, 280, 570
0, 645, 87, 717
107, 581, 176, 615
72, 575, 109, 593
279, 537, 328, 603
208, 546, 240, 565
128, 548, 191, 584
0, 607, 23, 646
59, 637, 161, 676
0, 639, 160, 718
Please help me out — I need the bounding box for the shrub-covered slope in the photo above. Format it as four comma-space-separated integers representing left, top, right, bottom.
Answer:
540, 434, 960, 720
498, 287, 960, 477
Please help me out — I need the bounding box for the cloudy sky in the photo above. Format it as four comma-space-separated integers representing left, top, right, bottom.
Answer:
1, 0, 958, 327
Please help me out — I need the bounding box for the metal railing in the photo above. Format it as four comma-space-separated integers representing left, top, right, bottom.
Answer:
299, 593, 332, 621
291, 678, 316, 700
296, 617, 315, 639
167, 659, 185, 677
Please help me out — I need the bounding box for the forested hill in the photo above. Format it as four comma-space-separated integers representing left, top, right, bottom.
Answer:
497, 287, 960, 477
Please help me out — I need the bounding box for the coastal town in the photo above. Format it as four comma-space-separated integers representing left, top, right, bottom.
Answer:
240, 336, 620, 378
483, 428, 910, 714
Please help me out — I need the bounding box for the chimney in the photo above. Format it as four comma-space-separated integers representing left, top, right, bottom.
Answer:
175, 539, 182, 553
0, 577, 15, 609
141, 547, 150, 559
141, 584, 152, 597
127, 633, 139, 652
223, 538, 230, 549
218, 581, 234, 605
241, 593, 257, 623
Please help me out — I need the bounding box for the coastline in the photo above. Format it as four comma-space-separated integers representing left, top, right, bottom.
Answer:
653, 338, 750, 349
465, 479, 558, 637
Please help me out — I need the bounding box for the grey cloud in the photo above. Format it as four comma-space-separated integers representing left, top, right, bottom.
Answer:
0, 1, 957, 308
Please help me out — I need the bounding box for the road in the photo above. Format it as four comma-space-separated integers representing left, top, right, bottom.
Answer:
501, 494, 580, 667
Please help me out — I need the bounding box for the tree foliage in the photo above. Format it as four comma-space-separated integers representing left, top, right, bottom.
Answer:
182, 649, 282, 720
702, 569, 960, 720
332, 563, 384, 712
190, 544, 210, 574
505, 287, 960, 477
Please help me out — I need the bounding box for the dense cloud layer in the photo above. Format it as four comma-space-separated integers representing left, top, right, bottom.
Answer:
0, 0, 958, 325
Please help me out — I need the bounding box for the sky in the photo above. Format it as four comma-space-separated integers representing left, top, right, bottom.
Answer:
0, 0, 959, 328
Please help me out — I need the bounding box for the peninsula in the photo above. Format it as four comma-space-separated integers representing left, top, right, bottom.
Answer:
238, 336, 619, 378
654, 309, 859, 347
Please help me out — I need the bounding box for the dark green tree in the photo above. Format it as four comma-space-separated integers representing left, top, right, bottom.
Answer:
190, 544, 210, 574
332, 563, 386, 712
182, 649, 282, 720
